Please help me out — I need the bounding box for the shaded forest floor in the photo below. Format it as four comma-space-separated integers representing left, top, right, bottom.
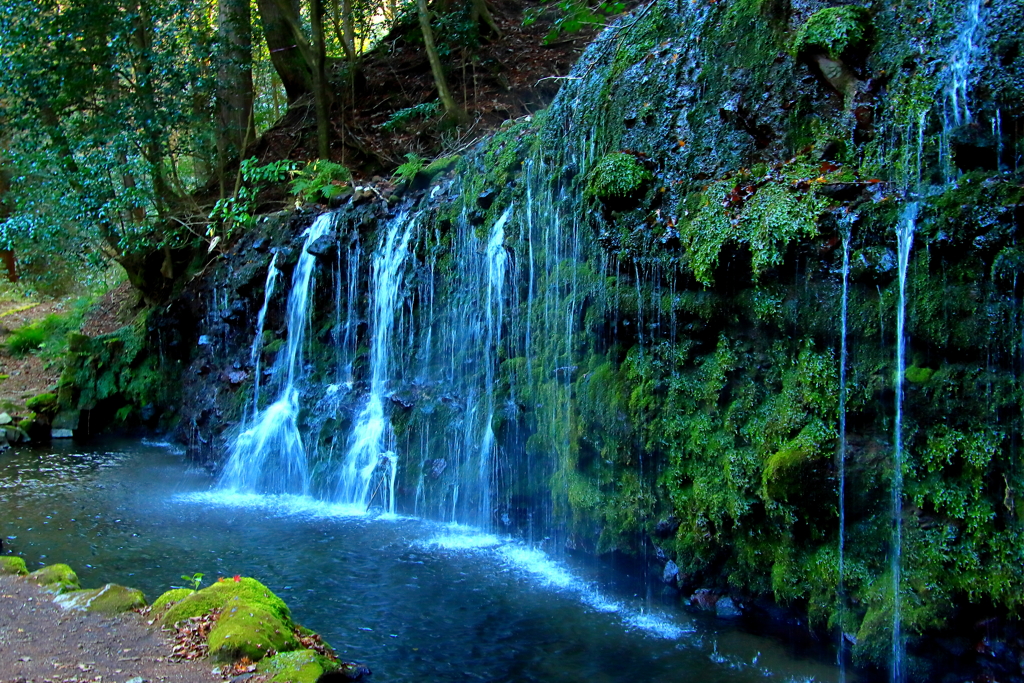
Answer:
251, 0, 618, 180
0, 283, 137, 415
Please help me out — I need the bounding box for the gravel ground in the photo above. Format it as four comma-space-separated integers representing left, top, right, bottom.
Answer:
0, 575, 228, 683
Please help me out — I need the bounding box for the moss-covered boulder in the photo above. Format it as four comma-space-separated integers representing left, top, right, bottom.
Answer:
257, 649, 343, 683
207, 601, 299, 663
0, 556, 28, 576
160, 576, 291, 627
25, 392, 58, 414
54, 583, 147, 614
27, 563, 80, 593
151, 587, 195, 614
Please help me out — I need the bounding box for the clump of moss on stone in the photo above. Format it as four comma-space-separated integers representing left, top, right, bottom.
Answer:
257, 649, 342, 683
791, 6, 872, 60
161, 576, 290, 627
151, 587, 195, 613
25, 392, 58, 414
0, 556, 28, 575
585, 153, 653, 201
208, 600, 300, 662
27, 563, 80, 593
54, 583, 147, 614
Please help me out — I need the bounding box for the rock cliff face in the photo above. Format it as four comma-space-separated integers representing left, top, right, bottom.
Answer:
61, 0, 1024, 677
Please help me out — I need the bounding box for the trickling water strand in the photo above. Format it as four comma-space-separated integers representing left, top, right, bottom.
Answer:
341, 238, 362, 388
251, 253, 280, 414
336, 211, 415, 512
478, 206, 512, 530
946, 0, 982, 128
219, 213, 336, 494
994, 109, 1004, 173
892, 202, 917, 683
837, 215, 853, 683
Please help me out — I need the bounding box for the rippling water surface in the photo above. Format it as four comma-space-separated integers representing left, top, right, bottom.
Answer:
0, 438, 850, 682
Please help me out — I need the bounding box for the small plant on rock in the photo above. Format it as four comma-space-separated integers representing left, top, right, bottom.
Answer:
585, 152, 653, 201
791, 6, 872, 60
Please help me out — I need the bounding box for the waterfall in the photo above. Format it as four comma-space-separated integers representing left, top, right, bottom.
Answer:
940, 0, 983, 181
478, 205, 512, 530
336, 211, 415, 512
891, 201, 917, 683
218, 213, 336, 494
837, 213, 853, 683
251, 252, 280, 414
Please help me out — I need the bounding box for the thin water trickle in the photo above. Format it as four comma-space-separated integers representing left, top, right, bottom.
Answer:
250, 252, 280, 413
837, 213, 854, 683
336, 211, 415, 512
891, 201, 918, 683
478, 206, 512, 530
219, 213, 336, 494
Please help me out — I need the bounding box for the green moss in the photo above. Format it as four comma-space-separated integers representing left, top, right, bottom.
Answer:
904, 364, 935, 384
25, 392, 58, 413
681, 179, 826, 284
161, 576, 291, 627
207, 601, 299, 663
257, 649, 340, 683
151, 587, 195, 613
585, 153, 653, 201
54, 584, 147, 614
792, 6, 872, 60
27, 563, 80, 593
0, 556, 28, 575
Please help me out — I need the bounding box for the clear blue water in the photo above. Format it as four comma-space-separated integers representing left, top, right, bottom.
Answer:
0, 438, 850, 682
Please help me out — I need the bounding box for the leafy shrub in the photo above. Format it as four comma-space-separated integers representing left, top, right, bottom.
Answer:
393, 153, 426, 185
792, 6, 872, 60
379, 102, 441, 132
524, 0, 625, 44
289, 160, 351, 204
210, 158, 295, 240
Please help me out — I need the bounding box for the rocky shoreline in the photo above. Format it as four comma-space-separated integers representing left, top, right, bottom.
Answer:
0, 556, 369, 683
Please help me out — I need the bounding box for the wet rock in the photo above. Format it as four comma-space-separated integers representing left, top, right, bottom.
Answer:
223, 370, 250, 386
715, 596, 742, 618
306, 233, 338, 260
51, 429, 74, 439
52, 409, 79, 430
662, 560, 679, 585
428, 459, 447, 479
654, 516, 679, 538
689, 589, 719, 611
477, 188, 497, 210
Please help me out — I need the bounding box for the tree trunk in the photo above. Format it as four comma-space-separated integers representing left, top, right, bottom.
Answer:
418, 0, 466, 123
256, 0, 314, 103
310, 0, 331, 158
470, 0, 502, 39
217, 0, 256, 162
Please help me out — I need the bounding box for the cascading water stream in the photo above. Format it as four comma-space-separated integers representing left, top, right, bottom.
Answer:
891, 201, 917, 683
250, 252, 280, 414
336, 211, 415, 512
478, 205, 512, 530
940, 0, 983, 181
837, 213, 853, 683
218, 213, 336, 494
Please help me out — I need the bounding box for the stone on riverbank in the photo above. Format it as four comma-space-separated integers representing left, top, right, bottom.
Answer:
257, 649, 343, 683
54, 583, 147, 614
27, 563, 80, 593
0, 556, 28, 575
207, 601, 299, 662
160, 577, 291, 627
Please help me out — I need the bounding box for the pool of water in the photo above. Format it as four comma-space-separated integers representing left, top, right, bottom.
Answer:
0, 438, 852, 682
